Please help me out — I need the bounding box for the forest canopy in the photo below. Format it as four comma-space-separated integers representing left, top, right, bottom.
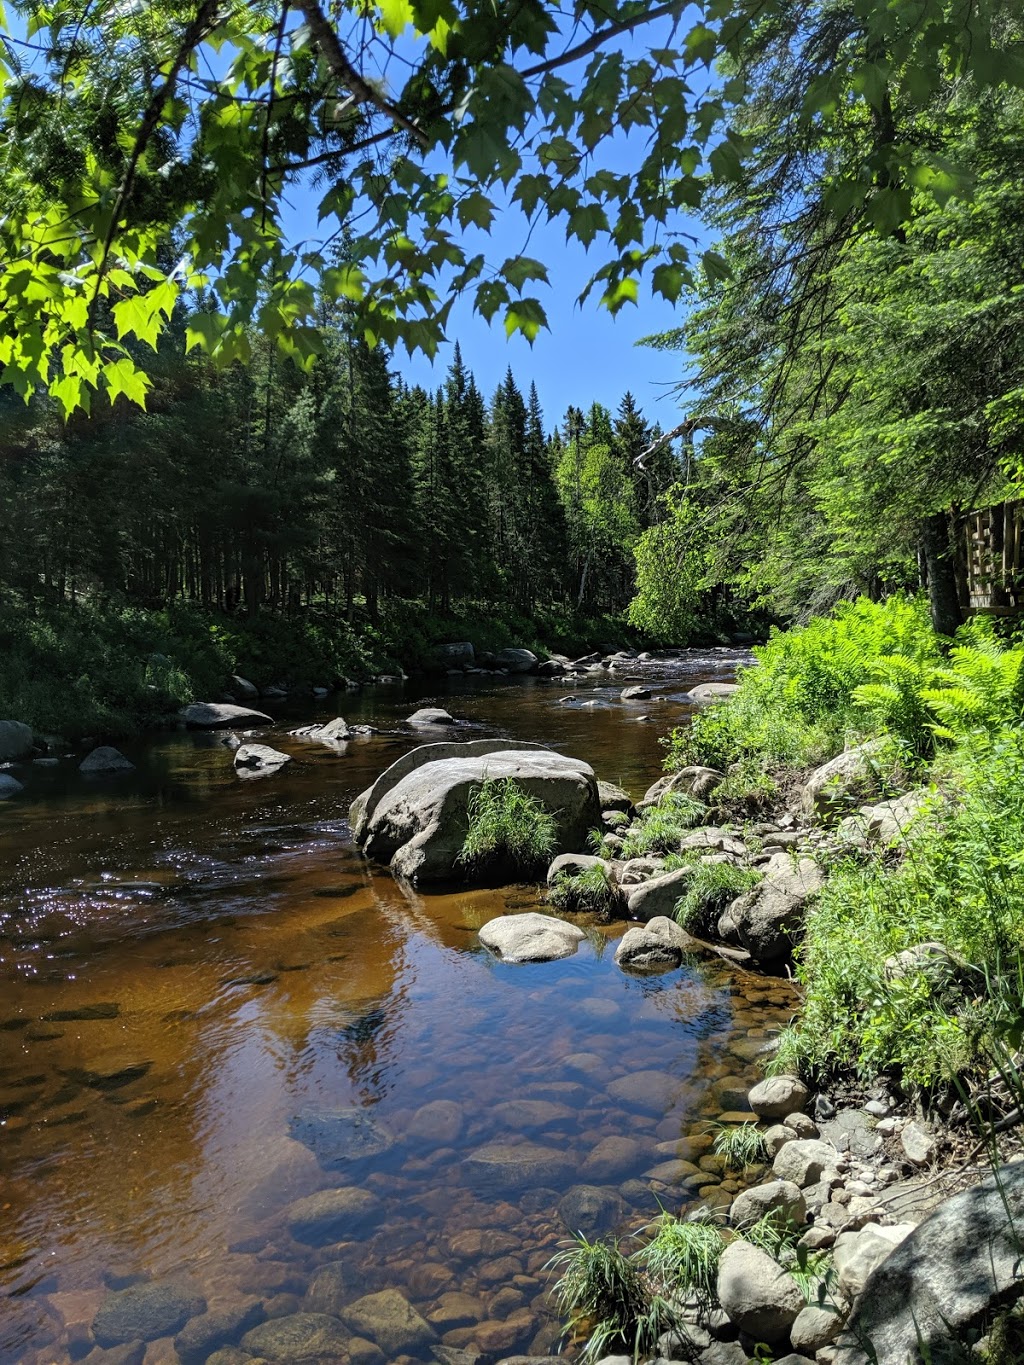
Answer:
1, 0, 1023, 413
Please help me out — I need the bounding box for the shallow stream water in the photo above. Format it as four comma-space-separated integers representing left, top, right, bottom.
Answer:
0, 655, 799, 1363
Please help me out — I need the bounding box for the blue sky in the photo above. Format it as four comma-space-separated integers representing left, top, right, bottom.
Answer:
278, 9, 713, 436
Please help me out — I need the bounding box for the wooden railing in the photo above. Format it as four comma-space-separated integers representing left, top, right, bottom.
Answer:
962, 500, 1024, 615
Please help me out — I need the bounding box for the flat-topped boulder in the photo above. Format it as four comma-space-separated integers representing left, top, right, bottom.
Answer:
351, 741, 600, 883
179, 702, 272, 729
479, 912, 585, 963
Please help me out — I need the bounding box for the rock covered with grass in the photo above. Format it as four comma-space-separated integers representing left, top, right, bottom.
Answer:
351, 740, 599, 883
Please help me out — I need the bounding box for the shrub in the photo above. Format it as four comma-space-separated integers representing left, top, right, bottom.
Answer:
675, 862, 763, 935
618, 792, 706, 858
788, 728, 1024, 1089
457, 778, 558, 878
549, 863, 621, 917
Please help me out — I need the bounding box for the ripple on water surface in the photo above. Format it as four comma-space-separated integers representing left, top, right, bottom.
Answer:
0, 656, 795, 1364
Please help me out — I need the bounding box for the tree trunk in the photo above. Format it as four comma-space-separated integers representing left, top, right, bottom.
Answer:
920, 511, 963, 637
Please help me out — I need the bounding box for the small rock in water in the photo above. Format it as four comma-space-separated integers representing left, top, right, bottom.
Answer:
79, 746, 135, 775
288, 1107, 396, 1168
0, 773, 24, 798
341, 1289, 436, 1356
284, 1186, 381, 1244
406, 707, 456, 726
242, 1312, 349, 1362
233, 743, 291, 775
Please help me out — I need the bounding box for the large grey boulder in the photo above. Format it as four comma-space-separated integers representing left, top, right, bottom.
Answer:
547, 852, 612, 885
495, 647, 538, 673
353, 742, 600, 883
80, 746, 134, 774
438, 641, 475, 667
0, 720, 33, 760
479, 912, 584, 963
291, 716, 350, 747
715, 1240, 804, 1343
801, 738, 890, 818
230, 675, 259, 699
349, 738, 551, 841
614, 917, 696, 973
748, 1075, 810, 1119
834, 1162, 1024, 1362
597, 779, 633, 812
0, 773, 24, 799
838, 788, 930, 847
718, 852, 823, 964
179, 702, 272, 728
772, 1138, 838, 1188
625, 867, 694, 922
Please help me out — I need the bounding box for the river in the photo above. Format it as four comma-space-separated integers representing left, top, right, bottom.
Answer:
0, 653, 798, 1363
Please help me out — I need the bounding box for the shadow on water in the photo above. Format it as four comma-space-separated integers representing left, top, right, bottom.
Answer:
0, 652, 798, 1363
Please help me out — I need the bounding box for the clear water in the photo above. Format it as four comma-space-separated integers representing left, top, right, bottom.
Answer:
0, 655, 798, 1363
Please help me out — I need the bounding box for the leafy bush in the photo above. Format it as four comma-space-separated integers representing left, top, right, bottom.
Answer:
549, 863, 621, 917
666, 594, 941, 773
675, 862, 762, 935
619, 792, 707, 858
457, 778, 559, 877
788, 728, 1024, 1088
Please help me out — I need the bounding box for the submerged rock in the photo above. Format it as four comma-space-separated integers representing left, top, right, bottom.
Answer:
284, 1186, 381, 1244
0, 772, 24, 799
465, 1141, 575, 1192
80, 746, 134, 774
342, 1290, 436, 1356
241, 1312, 350, 1361
479, 912, 585, 963
92, 1282, 206, 1347
290, 716, 350, 747
288, 1107, 396, 1168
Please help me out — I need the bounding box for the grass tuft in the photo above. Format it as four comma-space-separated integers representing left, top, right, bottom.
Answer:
619, 792, 707, 858
457, 778, 558, 877
675, 862, 763, 935
549, 863, 621, 917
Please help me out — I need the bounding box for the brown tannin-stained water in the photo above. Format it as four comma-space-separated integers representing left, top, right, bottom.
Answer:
0, 655, 799, 1363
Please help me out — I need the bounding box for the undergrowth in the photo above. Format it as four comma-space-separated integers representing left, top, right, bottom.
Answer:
675, 862, 762, 936
549, 863, 621, 917
619, 792, 707, 858
457, 778, 558, 878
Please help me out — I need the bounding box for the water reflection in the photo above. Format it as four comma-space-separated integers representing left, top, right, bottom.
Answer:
0, 654, 800, 1364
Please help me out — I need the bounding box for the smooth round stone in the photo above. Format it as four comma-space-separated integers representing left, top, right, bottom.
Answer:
557, 1184, 625, 1238
492, 1099, 573, 1130
579, 1135, 647, 1181
288, 1108, 395, 1167
406, 1099, 463, 1146
465, 1142, 575, 1192
607, 1070, 685, 1115
304, 1262, 359, 1317
284, 1186, 381, 1244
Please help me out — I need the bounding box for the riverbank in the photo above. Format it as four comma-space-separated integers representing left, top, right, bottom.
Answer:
540, 593, 1024, 1362
0, 595, 754, 744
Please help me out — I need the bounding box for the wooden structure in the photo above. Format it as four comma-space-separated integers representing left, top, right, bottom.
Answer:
961, 500, 1024, 615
